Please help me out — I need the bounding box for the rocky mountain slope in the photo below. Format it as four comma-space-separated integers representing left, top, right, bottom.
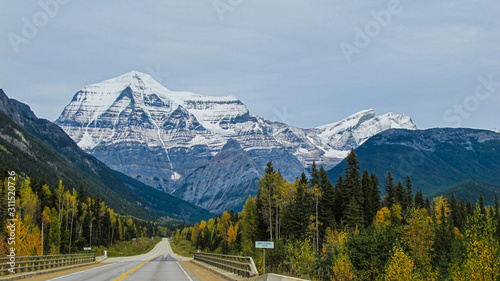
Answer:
173, 139, 263, 213
0, 89, 212, 222
55, 71, 416, 212
328, 128, 500, 197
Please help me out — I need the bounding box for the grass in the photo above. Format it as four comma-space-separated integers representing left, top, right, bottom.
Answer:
92, 236, 162, 257
170, 239, 197, 258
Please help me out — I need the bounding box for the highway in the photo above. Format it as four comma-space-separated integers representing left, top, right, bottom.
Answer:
46, 238, 199, 281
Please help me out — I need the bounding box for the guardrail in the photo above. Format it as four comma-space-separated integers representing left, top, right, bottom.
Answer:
0, 253, 95, 276
194, 252, 259, 278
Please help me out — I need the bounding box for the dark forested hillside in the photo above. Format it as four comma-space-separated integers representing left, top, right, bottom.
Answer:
328, 128, 500, 200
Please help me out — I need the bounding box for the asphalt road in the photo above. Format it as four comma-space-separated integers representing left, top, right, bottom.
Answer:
46, 238, 199, 281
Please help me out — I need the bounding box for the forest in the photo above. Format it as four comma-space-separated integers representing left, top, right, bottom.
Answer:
0, 166, 169, 257
174, 150, 500, 280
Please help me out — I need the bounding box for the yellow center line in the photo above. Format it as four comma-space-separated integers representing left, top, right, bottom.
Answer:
113, 257, 156, 281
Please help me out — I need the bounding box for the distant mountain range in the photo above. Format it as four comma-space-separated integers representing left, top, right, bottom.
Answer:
55, 71, 416, 212
0, 89, 212, 222
5, 70, 498, 215
328, 128, 500, 201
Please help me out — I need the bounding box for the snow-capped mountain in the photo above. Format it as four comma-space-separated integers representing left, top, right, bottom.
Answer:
56, 71, 416, 212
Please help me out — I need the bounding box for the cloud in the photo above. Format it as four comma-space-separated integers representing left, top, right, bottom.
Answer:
1, 0, 499, 129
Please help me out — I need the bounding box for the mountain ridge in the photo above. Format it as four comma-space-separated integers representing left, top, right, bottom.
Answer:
327, 127, 500, 198
0, 89, 212, 222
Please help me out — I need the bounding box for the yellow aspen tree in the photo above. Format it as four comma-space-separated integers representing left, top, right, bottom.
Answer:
191, 223, 200, 244
432, 196, 451, 225
331, 231, 356, 281
384, 245, 418, 281
217, 211, 232, 243
375, 207, 391, 227
227, 223, 239, 246
403, 208, 434, 268
453, 206, 500, 281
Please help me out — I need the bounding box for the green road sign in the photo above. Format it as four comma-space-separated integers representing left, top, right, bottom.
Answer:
255, 241, 274, 249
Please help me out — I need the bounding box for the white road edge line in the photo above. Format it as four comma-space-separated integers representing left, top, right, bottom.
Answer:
47, 263, 116, 280
177, 261, 194, 281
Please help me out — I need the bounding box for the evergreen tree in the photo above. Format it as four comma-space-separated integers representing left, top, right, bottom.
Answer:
415, 191, 424, 209
450, 193, 465, 232
332, 175, 344, 224
361, 170, 372, 227
395, 180, 406, 210
368, 173, 381, 224
283, 178, 311, 240
384, 172, 395, 207
405, 175, 413, 209
299, 172, 308, 187
465, 201, 474, 218
318, 166, 335, 237
494, 194, 500, 238
265, 160, 274, 175
479, 194, 486, 215
342, 149, 364, 228
310, 160, 320, 189
424, 197, 431, 210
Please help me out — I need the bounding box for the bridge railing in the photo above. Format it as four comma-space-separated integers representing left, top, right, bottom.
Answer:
0, 253, 95, 276
194, 252, 259, 278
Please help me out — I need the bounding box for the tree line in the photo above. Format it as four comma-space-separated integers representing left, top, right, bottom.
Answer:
175, 150, 500, 280
0, 166, 169, 256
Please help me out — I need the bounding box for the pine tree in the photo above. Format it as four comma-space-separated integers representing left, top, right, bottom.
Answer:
283, 179, 311, 240
450, 193, 464, 232
414, 191, 424, 209
494, 194, 500, 238
395, 180, 406, 210
405, 175, 413, 209
265, 160, 274, 175
384, 172, 395, 207
368, 173, 381, 225
299, 172, 308, 187
478, 194, 486, 215
333, 175, 343, 224
424, 197, 431, 210
361, 170, 372, 227
318, 166, 335, 238
310, 160, 320, 189
342, 150, 364, 228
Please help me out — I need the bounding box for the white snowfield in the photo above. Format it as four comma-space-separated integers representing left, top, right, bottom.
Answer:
56, 70, 417, 170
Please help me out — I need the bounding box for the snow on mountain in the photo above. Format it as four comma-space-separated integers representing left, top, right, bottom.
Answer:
56, 71, 417, 212
492, 128, 500, 133
311, 110, 416, 165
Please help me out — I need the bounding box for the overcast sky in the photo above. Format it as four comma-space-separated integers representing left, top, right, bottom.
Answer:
1, 1, 499, 130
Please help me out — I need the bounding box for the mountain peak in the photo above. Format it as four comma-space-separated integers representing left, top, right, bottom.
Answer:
81, 70, 167, 95
316, 109, 377, 130
212, 139, 246, 162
